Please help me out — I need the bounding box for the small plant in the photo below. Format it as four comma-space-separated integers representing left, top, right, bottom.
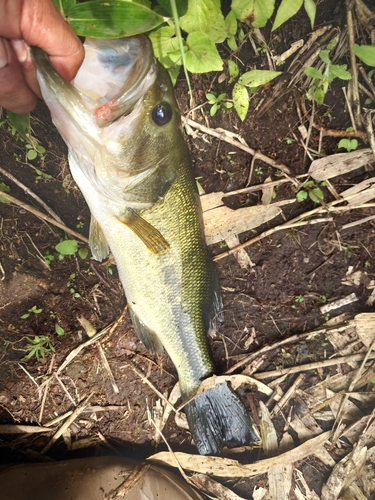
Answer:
305, 48, 351, 105
21, 305, 43, 320
320, 294, 327, 304
76, 221, 84, 229
44, 250, 54, 266
67, 273, 81, 299
295, 295, 304, 303
55, 238, 88, 260
255, 167, 263, 176
284, 137, 296, 145
55, 323, 71, 336
206, 92, 233, 116
0, 182, 11, 203
24, 335, 54, 360
364, 261, 370, 268
338, 128, 358, 152
296, 180, 326, 204
34, 168, 52, 183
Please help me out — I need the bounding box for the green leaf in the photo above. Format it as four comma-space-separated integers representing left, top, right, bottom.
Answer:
56, 239, 78, 256
228, 60, 239, 83
157, 0, 187, 16
52, 0, 76, 16
232, 0, 275, 28
312, 87, 325, 105
238, 69, 281, 88
328, 64, 351, 80
210, 102, 218, 116
304, 67, 323, 79
296, 190, 308, 202
354, 44, 375, 67
309, 187, 324, 203
6, 111, 30, 140
27, 149, 38, 161
67, 1, 164, 38
180, 0, 227, 43
224, 10, 237, 37
0, 182, 10, 204
227, 35, 237, 51
55, 323, 65, 336
185, 32, 223, 73
149, 26, 181, 70
304, 0, 316, 28
319, 50, 330, 65
272, 0, 303, 31
232, 83, 249, 121
78, 247, 89, 259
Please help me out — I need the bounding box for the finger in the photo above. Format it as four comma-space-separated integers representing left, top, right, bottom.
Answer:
2, 0, 84, 81
0, 37, 37, 113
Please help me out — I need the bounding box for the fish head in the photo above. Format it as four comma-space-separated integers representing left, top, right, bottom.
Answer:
32, 36, 186, 209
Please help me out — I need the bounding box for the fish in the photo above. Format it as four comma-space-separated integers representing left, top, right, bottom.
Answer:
32, 36, 257, 455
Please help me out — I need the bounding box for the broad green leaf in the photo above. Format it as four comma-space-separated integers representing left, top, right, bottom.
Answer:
185, 32, 223, 73
56, 239, 78, 256
228, 60, 239, 83
309, 187, 324, 203
27, 149, 38, 161
232, 83, 249, 121
227, 36, 237, 51
0, 182, 10, 204
354, 44, 375, 67
272, 0, 303, 31
232, 0, 274, 28
78, 247, 89, 259
180, 0, 227, 43
304, 0, 316, 28
304, 67, 322, 79
157, 0, 187, 16
149, 26, 180, 67
238, 69, 281, 88
224, 10, 237, 37
296, 190, 308, 202
6, 111, 30, 140
312, 87, 325, 105
67, 1, 164, 38
55, 324, 65, 336
52, 0, 76, 16
319, 50, 330, 65
328, 64, 351, 80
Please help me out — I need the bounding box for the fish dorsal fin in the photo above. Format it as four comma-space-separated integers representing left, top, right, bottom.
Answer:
128, 307, 164, 355
117, 208, 170, 254
89, 216, 110, 262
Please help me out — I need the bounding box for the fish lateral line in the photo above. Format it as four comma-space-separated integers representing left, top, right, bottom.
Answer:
116, 208, 170, 254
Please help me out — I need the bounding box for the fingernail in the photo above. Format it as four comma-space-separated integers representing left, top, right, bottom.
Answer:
10, 39, 29, 64
0, 37, 8, 68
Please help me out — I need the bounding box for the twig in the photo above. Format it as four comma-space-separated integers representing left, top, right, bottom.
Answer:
253, 351, 375, 380
271, 374, 305, 416
39, 355, 56, 423
96, 342, 119, 394
342, 214, 375, 229
358, 66, 375, 100
18, 363, 39, 390
183, 117, 291, 174
128, 365, 177, 414
40, 392, 94, 454
342, 86, 357, 132
54, 373, 77, 406
0, 424, 53, 434
346, 0, 362, 128
213, 217, 333, 261
0, 165, 64, 223
1, 191, 88, 243
104, 462, 151, 500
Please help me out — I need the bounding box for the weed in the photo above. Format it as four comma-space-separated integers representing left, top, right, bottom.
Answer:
76, 221, 84, 229
67, 273, 81, 299
295, 295, 304, 303
24, 335, 54, 361
305, 48, 351, 105
296, 180, 326, 204
44, 250, 54, 266
50, 311, 57, 318
219, 242, 228, 249
55, 323, 71, 336
284, 137, 296, 145
206, 92, 233, 116
34, 168, 52, 183
56, 238, 88, 260
364, 261, 370, 268
21, 305, 43, 320
255, 167, 263, 176
320, 295, 327, 304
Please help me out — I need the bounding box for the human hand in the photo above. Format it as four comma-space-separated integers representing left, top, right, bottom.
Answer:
0, 0, 84, 114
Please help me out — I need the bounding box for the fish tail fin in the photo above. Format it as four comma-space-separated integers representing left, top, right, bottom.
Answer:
184, 382, 258, 455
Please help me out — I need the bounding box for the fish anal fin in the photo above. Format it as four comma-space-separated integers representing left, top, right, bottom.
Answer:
117, 209, 169, 254
128, 307, 164, 355
89, 216, 110, 262
184, 382, 258, 455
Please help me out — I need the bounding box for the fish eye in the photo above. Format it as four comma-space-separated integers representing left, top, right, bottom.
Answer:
152, 102, 173, 126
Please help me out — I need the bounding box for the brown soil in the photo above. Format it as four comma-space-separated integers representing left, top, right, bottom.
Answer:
1, 2, 375, 498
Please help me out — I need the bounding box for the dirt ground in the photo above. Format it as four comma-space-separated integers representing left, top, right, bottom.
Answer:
1, 1, 375, 498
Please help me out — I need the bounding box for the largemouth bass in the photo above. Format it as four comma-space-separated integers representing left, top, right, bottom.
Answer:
32, 36, 257, 455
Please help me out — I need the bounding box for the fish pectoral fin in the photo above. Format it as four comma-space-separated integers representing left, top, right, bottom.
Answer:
128, 307, 164, 355
89, 216, 110, 262
117, 209, 170, 254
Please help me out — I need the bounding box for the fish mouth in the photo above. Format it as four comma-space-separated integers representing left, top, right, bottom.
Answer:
32, 36, 156, 128
73, 36, 156, 127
